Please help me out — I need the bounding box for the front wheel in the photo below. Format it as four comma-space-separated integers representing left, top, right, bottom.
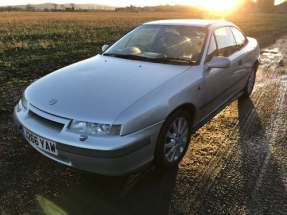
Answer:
155, 110, 192, 169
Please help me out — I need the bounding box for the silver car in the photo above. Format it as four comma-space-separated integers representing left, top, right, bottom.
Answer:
14, 19, 260, 175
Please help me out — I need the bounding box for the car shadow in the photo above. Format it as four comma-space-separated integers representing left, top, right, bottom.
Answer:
237, 97, 287, 214
40, 165, 178, 215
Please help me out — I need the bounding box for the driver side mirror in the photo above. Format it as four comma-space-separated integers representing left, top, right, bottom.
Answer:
206, 56, 231, 69
101, 44, 109, 53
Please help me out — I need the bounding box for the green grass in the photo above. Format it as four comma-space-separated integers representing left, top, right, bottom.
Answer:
0, 11, 287, 115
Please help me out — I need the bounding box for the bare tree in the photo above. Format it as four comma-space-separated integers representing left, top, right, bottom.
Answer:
26, 4, 33, 11
71, 3, 75, 11
257, 0, 275, 12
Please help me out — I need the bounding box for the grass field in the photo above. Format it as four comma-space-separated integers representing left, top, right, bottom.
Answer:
0, 11, 287, 116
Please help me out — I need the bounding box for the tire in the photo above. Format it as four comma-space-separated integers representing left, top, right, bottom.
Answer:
155, 110, 192, 169
242, 66, 257, 98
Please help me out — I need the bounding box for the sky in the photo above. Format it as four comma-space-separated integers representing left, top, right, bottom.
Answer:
0, 0, 285, 7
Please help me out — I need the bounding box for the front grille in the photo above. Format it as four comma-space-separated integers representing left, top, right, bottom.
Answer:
29, 111, 64, 131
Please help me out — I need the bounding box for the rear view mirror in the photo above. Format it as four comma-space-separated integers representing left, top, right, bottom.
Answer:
101, 44, 109, 53
207, 56, 231, 68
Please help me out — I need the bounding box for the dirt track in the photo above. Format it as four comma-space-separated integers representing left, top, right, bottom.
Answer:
1, 36, 287, 215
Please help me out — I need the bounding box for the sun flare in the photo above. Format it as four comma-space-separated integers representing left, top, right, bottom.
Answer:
196, 0, 242, 12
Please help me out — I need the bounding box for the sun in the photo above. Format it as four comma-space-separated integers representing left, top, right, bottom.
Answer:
196, 0, 242, 12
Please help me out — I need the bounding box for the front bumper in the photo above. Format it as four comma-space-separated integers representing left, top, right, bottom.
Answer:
14, 104, 163, 175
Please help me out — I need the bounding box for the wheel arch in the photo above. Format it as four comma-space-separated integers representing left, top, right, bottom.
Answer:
253, 59, 260, 72
166, 103, 196, 123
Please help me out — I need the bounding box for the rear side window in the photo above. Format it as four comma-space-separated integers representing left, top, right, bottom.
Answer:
231, 27, 246, 47
214, 27, 237, 57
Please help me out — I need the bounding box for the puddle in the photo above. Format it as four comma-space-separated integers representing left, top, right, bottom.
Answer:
260, 48, 284, 66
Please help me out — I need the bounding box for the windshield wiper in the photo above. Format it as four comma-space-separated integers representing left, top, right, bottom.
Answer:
103, 53, 197, 65
103, 53, 153, 61
154, 57, 196, 65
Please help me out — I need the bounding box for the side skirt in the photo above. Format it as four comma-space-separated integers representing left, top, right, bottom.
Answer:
191, 90, 244, 133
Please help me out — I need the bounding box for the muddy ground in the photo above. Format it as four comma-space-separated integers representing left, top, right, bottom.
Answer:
1, 36, 287, 215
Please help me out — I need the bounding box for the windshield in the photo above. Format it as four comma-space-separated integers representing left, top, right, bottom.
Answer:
103, 25, 207, 65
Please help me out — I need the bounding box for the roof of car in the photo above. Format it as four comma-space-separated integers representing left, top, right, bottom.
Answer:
144, 19, 233, 27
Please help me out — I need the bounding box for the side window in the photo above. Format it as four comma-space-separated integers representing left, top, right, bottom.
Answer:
206, 34, 217, 62
231, 27, 246, 48
214, 27, 237, 57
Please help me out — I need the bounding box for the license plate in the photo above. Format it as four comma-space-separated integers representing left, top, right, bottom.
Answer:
23, 128, 58, 155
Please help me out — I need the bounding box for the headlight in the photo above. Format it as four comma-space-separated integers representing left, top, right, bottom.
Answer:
17, 94, 28, 112
21, 94, 28, 110
69, 120, 121, 136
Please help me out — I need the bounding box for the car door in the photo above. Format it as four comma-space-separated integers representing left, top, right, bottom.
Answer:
201, 27, 237, 117
230, 27, 250, 91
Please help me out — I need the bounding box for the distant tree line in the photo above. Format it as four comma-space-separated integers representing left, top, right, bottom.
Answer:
0, 0, 282, 13
116, 0, 279, 13
115, 5, 205, 13
116, 0, 276, 12
0, 3, 114, 12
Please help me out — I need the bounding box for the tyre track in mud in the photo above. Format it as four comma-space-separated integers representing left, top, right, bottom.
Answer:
252, 74, 287, 194
169, 38, 287, 214
201, 40, 287, 213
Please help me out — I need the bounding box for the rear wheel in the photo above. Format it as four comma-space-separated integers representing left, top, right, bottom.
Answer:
155, 110, 192, 169
242, 67, 257, 97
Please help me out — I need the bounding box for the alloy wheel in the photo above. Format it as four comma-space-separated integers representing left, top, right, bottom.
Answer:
164, 117, 190, 163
